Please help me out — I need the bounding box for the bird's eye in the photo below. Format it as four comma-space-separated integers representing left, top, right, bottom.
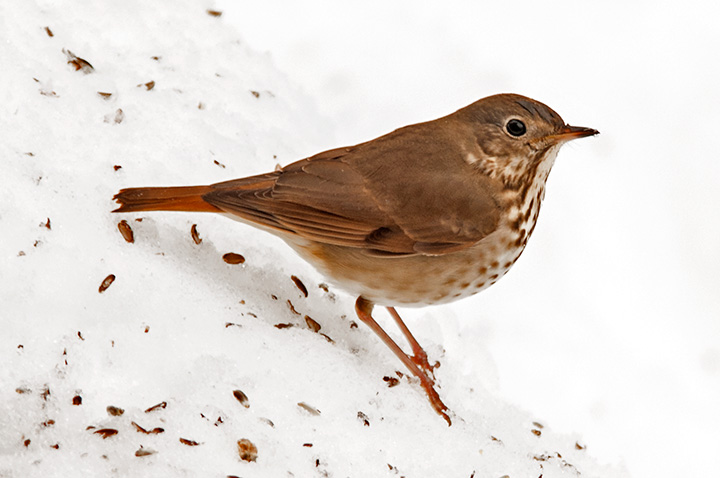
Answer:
506, 119, 526, 137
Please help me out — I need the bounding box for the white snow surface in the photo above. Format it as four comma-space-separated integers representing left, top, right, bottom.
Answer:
1, 1, 717, 477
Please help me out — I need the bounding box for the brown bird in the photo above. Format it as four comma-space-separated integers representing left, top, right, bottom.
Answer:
113, 93, 598, 425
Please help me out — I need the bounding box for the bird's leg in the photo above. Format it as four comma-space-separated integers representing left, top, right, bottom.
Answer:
355, 297, 451, 425
386, 306, 438, 379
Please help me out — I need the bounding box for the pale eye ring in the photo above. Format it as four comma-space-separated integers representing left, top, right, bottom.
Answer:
506, 119, 526, 137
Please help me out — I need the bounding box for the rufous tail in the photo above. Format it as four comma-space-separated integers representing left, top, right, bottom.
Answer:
112, 186, 223, 213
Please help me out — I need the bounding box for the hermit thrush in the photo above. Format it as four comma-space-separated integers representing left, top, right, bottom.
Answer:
113, 93, 597, 425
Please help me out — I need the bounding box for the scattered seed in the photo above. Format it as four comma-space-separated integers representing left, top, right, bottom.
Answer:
94, 428, 118, 439
250, 90, 260, 98
99, 274, 115, 293
40, 387, 50, 401
72, 395, 82, 405
41, 218, 51, 230
232, 390, 250, 408
44, 26, 54, 37
50, 443, 59, 449
207, 9, 222, 17
213, 159, 226, 168
532, 421, 544, 429
63, 49, 94, 73
143, 80, 155, 90
190, 224, 202, 244
198, 102, 205, 110
237, 438, 258, 462
303, 443, 313, 447
319, 333, 334, 343
132, 421, 164, 434
531, 429, 542, 437
77, 331, 84, 340
112, 108, 124, 124
225, 322, 242, 328
179, 437, 200, 446
23, 439, 31, 447
104, 108, 124, 124
16, 387, 30, 394
287, 300, 300, 315
357, 411, 370, 426
106, 405, 124, 416
151, 55, 161, 61
383, 376, 400, 387
274, 323, 293, 329
304, 315, 321, 333
144, 325, 150, 333
41, 419, 55, 427
318, 283, 329, 292
259, 417, 274, 428
297, 402, 321, 416
144, 401, 167, 413
113, 165, 122, 171
349, 321, 358, 329
291, 275, 308, 297
117, 220, 134, 243
135, 447, 156, 457
223, 253, 245, 264
575, 442, 586, 450
98, 92, 112, 100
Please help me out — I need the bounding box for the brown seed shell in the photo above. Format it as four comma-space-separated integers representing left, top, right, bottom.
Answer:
98, 274, 115, 293
118, 220, 134, 243
93, 428, 118, 439
144, 401, 167, 413
223, 253, 245, 264
106, 405, 124, 416
190, 224, 202, 244
291, 275, 308, 297
135, 447, 156, 457
236, 438, 258, 462
304, 315, 321, 333
232, 390, 250, 408
297, 402, 321, 416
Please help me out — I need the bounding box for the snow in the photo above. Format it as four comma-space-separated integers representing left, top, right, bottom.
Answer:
1, 1, 717, 477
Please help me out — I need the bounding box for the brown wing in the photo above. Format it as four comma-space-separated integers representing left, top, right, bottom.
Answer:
203, 121, 505, 256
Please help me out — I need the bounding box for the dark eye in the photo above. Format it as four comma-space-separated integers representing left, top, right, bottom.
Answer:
506, 119, 526, 137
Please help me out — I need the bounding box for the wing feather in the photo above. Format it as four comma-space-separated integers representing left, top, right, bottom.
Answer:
202, 121, 505, 255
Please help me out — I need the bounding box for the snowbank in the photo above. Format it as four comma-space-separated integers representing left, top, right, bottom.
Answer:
0, 2, 626, 476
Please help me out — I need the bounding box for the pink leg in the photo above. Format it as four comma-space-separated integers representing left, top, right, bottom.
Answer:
386, 306, 438, 378
355, 297, 451, 425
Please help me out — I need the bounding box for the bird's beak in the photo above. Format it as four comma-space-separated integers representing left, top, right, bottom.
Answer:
531, 125, 598, 150
549, 124, 599, 143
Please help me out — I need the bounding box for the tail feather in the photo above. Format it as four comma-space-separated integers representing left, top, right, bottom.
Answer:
112, 185, 223, 213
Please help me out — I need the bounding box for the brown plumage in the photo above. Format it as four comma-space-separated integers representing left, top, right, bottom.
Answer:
113, 93, 598, 424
